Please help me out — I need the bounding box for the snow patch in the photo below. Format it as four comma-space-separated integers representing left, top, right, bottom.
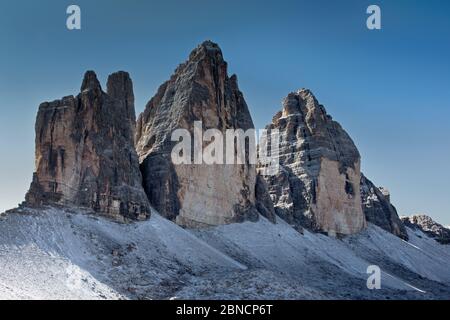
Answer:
0, 207, 449, 300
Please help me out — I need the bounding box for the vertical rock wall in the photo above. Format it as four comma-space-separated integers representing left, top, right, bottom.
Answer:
25, 71, 150, 221
261, 89, 366, 236
136, 41, 273, 227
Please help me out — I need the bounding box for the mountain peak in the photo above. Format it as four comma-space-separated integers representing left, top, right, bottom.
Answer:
81, 70, 101, 92
401, 214, 450, 244
26, 71, 150, 221
261, 89, 366, 236
135, 41, 267, 227
200, 40, 221, 50
282, 88, 319, 117
187, 40, 224, 64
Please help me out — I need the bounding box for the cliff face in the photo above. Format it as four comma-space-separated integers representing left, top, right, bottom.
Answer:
136, 41, 273, 227
360, 174, 408, 240
261, 89, 366, 236
25, 71, 150, 221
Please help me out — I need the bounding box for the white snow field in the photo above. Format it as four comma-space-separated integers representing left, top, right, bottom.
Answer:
0, 207, 449, 300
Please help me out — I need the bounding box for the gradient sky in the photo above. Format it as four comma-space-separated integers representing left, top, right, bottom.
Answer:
1, 0, 449, 225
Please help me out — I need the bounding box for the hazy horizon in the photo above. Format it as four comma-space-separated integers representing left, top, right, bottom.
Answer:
1, 0, 449, 225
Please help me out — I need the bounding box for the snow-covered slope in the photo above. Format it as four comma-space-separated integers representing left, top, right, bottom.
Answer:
0, 207, 449, 300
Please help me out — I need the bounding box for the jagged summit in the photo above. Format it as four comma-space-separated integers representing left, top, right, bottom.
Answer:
25, 70, 150, 221
80, 70, 102, 91
135, 41, 273, 227
401, 214, 450, 244
193, 40, 222, 54
261, 88, 410, 239
260, 89, 366, 236
107, 71, 134, 103
107, 71, 137, 133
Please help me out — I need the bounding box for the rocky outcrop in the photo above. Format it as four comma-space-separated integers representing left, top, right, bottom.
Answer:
25, 71, 151, 221
136, 41, 267, 227
401, 215, 450, 244
360, 174, 408, 240
260, 89, 366, 236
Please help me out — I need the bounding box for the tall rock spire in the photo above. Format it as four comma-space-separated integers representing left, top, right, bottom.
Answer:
80, 70, 102, 91
25, 71, 150, 221
135, 41, 275, 226
260, 89, 366, 236
107, 71, 136, 125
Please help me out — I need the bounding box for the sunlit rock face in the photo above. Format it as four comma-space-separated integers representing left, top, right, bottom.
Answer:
135, 41, 274, 227
402, 214, 450, 244
25, 71, 151, 221
360, 174, 408, 240
261, 89, 366, 236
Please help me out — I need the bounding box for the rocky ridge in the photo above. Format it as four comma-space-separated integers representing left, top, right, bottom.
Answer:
401, 215, 450, 244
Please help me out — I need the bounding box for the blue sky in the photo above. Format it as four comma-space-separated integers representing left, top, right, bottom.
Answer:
1, 0, 449, 224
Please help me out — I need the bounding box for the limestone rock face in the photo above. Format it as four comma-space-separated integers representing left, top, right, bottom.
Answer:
25, 71, 151, 221
401, 215, 450, 244
261, 89, 366, 236
360, 174, 408, 240
255, 174, 277, 223
136, 41, 264, 227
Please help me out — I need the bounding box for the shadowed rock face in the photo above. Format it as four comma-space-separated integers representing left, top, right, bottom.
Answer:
260, 89, 366, 236
360, 174, 408, 240
255, 174, 277, 223
401, 215, 450, 244
135, 41, 273, 227
25, 71, 151, 221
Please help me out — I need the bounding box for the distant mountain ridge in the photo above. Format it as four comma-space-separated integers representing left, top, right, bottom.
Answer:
401, 215, 450, 244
